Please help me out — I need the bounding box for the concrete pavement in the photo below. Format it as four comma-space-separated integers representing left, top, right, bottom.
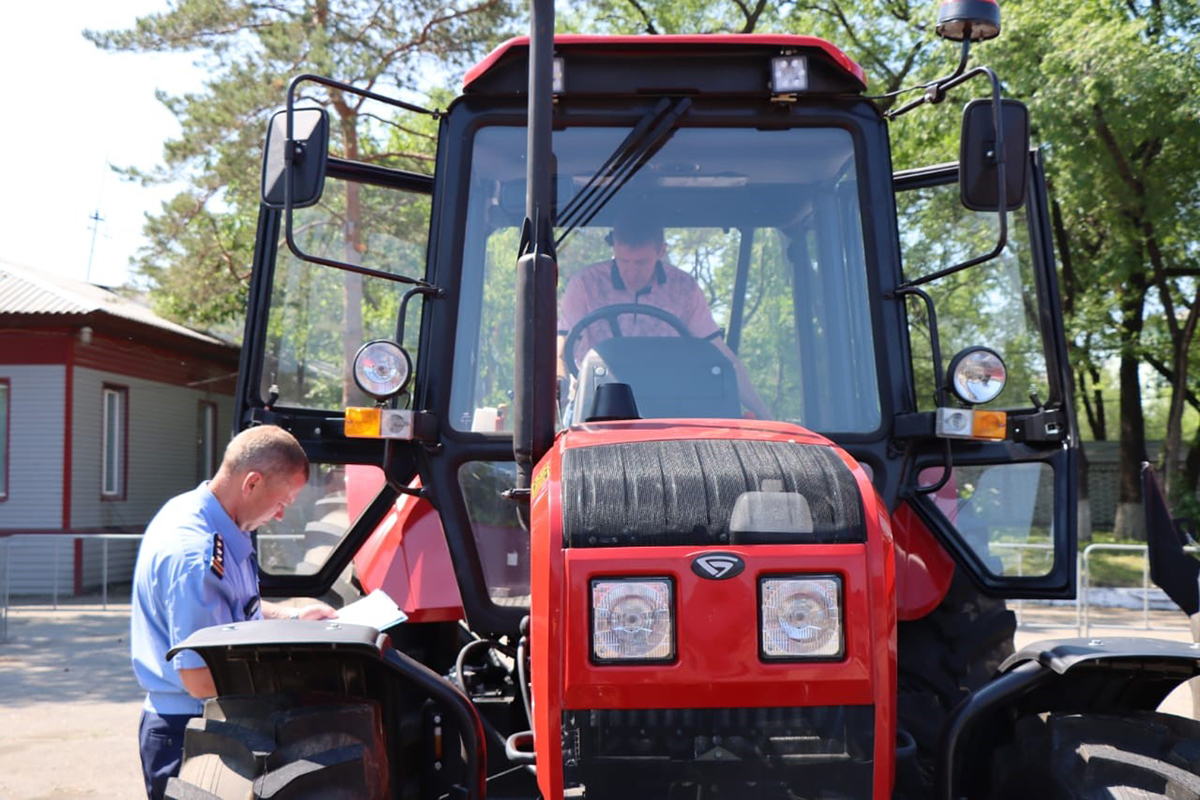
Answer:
0, 600, 1196, 798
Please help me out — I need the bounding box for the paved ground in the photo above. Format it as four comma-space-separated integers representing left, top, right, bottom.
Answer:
0, 600, 1196, 798
0, 602, 144, 799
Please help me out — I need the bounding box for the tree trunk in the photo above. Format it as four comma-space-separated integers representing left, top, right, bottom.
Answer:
1114, 280, 1148, 540
1161, 288, 1200, 502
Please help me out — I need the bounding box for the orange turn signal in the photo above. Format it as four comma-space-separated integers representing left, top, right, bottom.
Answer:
344, 406, 381, 438
971, 410, 1008, 441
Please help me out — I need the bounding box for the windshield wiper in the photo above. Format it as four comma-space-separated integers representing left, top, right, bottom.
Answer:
555, 97, 692, 249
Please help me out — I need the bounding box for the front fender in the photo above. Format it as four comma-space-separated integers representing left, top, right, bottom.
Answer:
939, 637, 1200, 800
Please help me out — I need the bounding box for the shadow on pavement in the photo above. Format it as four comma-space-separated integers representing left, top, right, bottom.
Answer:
0, 600, 142, 705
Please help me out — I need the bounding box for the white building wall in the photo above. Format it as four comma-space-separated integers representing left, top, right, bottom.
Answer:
71, 367, 235, 532
0, 365, 65, 530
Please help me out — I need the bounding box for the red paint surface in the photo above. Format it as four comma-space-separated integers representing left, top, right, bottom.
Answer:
891, 501, 956, 621
353, 483, 465, 624
62, 340, 73, 527
532, 420, 896, 798
464, 34, 866, 91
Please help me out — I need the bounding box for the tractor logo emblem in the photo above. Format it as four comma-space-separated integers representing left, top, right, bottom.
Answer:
691, 553, 745, 580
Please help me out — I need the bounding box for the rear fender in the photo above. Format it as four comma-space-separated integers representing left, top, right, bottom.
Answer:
939, 637, 1200, 799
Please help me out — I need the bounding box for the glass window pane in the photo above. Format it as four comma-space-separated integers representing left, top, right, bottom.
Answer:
261, 176, 429, 410
897, 184, 1050, 410
103, 389, 122, 496
197, 403, 216, 481
921, 462, 1055, 577
258, 463, 385, 577
452, 125, 879, 434
459, 461, 529, 604
0, 383, 8, 496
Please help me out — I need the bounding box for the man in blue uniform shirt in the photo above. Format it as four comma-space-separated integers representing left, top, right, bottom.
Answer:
130, 425, 336, 799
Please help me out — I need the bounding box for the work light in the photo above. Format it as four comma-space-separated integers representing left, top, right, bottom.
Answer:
770, 56, 808, 93
760, 576, 843, 660
948, 346, 1007, 405
591, 578, 674, 663
352, 339, 412, 401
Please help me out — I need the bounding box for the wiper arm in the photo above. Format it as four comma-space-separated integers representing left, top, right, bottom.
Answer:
555, 97, 692, 249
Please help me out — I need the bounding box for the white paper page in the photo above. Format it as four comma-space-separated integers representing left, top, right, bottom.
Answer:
335, 589, 408, 630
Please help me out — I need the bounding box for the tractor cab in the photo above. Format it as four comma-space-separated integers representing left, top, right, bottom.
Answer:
245, 34, 1076, 628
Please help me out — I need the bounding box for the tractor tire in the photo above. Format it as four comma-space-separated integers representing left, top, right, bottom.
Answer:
984, 711, 1200, 799
165, 694, 389, 800
893, 570, 1016, 797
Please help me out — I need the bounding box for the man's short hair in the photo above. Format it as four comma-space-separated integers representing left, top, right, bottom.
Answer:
611, 213, 664, 249
220, 425, 309, 482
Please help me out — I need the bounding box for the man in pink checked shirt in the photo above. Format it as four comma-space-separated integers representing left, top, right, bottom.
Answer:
557, 215, 770, 420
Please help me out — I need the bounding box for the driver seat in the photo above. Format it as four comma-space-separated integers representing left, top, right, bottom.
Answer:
570, 335, 740, 424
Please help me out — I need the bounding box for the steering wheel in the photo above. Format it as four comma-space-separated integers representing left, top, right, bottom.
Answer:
561, 302, 693, 378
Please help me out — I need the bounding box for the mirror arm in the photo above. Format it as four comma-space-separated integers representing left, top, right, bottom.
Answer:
897, 66, 1008, 291
280, 73, 439, 286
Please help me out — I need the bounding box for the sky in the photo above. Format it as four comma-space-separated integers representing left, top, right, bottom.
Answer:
0, 1, 205, 288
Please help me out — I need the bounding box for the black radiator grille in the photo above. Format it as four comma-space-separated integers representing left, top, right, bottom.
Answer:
561, 704, 874, 798
561, 439, 866, 547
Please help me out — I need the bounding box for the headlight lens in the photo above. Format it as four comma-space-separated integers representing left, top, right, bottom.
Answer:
760, 576, 843, 659
591, 578, 674, 663
352, 339, 412, 400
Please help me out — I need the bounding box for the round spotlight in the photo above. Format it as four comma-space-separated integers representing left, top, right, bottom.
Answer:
352, 339, 412, 401
948, 346, 1007, 405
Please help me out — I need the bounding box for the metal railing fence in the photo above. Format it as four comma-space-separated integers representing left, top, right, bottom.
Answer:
1, 533, 144, 641
2, 535, 1196, 642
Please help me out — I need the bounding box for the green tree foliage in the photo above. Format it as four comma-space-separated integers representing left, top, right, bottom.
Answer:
87, 0, 514, 333
984, 1, 1200, 529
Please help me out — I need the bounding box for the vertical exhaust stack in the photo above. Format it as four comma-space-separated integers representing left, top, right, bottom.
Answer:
513, 0, 559, 493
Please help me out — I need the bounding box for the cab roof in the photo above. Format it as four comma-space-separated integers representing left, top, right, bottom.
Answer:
463, 34, 867, 93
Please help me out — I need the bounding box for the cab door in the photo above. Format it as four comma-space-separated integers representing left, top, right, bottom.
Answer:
235, 154, 435, 601
892, 150, 1077, 598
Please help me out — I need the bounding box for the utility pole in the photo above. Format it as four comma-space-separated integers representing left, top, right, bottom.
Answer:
85, 209, 105, 284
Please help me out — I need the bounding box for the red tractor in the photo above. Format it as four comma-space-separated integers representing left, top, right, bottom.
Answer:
168, 1, 1200, 797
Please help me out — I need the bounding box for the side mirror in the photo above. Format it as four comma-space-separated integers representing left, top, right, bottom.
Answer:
960, 98, 1028, 212
261, 108, 329, 210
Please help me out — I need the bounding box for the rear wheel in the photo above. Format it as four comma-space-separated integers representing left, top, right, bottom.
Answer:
986, 711, 1200, 799
894, 570, 1016, 796
165, 694, 389, 800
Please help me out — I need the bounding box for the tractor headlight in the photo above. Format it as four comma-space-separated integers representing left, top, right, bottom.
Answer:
591, 578, 674, 663
760, 575, 843, 660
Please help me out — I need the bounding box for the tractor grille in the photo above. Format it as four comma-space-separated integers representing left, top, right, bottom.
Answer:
561, 704, 874, 798
561, 439, 865, 547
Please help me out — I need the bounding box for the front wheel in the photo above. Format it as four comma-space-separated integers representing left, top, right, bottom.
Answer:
165, 694, 389, 799
985, 710, 1200, 799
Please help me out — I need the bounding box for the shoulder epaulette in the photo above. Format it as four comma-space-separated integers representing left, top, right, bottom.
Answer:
210, 533, 225, 579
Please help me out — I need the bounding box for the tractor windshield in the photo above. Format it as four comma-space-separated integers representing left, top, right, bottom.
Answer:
450, 123, 881, 434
